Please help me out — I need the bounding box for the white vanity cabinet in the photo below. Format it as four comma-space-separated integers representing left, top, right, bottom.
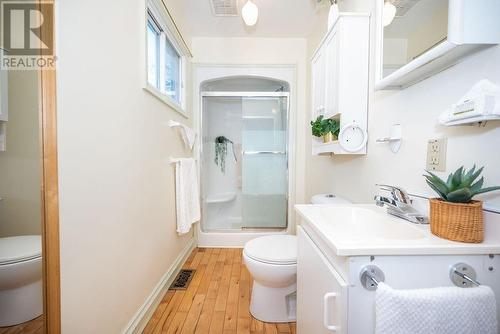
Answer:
311, 14, 370, 155
296, 223, 500, 334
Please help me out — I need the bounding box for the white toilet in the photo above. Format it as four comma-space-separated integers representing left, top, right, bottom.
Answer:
243, 235, 297, 323
243, 194, 351, 323
0, 235, 43, 327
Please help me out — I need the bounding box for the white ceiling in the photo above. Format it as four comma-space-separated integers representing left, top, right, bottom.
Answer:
165, 0, 329, 38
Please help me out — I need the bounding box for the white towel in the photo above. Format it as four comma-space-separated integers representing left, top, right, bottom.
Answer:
169, 120, 196, 150
375, 282, 498, 334
173, 158, 200, 234
179, 125, 196, 150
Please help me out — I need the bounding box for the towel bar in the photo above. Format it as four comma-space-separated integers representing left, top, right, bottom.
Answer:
360, 262, 481, 291
450, 263, 481, 288
169, 157, 197, 164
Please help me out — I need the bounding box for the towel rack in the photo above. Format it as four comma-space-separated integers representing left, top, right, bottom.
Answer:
169, 157, 197, 164
360, 263, 481, 291
168, 120, 184, 129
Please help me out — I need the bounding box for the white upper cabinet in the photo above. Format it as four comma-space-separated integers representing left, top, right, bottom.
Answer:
311, 14, 370, 155
311, 49, 326, 118
324, 31, 339, 119
375, 0, 500, 90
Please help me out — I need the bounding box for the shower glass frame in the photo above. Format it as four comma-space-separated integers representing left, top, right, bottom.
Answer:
200, 91, 290, 232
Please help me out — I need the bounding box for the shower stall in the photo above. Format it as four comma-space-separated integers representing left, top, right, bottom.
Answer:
200, 77, 289, 232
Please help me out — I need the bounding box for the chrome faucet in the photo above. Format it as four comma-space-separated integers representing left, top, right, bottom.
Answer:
374, 184, 428, 224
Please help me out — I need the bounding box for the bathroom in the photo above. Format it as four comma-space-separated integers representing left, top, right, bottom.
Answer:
0, 52, 44, 330
1, 0, 500, 333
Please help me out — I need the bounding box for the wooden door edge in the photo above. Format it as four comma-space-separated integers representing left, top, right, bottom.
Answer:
37, 1, 61, 332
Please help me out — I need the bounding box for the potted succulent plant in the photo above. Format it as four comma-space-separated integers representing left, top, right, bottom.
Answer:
424, 165, 500, 243
310, 116, 340, 143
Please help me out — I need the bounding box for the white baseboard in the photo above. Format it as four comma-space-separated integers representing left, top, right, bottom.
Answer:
122, 238, 196, 334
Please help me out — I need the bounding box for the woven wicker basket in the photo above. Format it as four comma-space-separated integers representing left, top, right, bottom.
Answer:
429, 198, 483, 243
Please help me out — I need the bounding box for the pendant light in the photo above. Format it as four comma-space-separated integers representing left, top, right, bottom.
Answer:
383, 1, 396, 27
242, 0, 258, 26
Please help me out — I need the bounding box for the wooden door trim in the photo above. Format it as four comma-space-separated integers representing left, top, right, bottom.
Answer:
38, 1, 61, 333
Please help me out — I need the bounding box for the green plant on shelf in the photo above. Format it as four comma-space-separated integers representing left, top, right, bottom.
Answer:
310, 115, 340, 141
424, 165, 500, 203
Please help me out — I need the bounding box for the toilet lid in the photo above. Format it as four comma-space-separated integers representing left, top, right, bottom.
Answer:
0, 235, 42, 265
244, 235, 297, 265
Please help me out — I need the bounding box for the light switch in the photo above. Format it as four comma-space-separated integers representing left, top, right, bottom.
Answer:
426, 138, 446, 171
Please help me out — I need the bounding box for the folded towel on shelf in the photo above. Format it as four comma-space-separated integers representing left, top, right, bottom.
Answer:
172, 158, 200, 234
180, 125, 196, 150
375, 282, 498, 334
169, 120, 196, 150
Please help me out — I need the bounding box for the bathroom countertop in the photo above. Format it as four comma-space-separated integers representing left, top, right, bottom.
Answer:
295, 204, 500, 256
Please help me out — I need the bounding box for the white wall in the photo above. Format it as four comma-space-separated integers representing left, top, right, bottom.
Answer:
57, 0, 194, 332
192, 37, 309, 211
306, 0, 500, 209
0, 70, 41, 237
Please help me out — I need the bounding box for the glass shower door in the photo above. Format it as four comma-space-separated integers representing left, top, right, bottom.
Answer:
241, 96, 288, 228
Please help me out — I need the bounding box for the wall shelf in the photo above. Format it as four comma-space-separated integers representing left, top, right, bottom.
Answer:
312, 141, 341, 155
441, 114, 500, 126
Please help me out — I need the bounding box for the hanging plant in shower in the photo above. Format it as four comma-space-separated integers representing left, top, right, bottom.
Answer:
214, 136, 237, 173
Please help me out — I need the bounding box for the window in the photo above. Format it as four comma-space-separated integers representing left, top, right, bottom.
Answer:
145, 2, 190, 114
147, 19, 160, 88
164, 38, 181, 103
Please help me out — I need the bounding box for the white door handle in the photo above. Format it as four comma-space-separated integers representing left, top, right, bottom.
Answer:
323, 292, 339, 331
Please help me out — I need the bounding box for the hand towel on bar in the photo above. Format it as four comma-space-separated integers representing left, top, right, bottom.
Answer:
173, 158, 200, 234
375, 282, 498, 334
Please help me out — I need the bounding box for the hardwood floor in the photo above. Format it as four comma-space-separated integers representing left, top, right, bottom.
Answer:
0, 316, 44, 334
143, 248, 296, 334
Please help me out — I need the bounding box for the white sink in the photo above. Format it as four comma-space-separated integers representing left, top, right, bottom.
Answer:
295, 204, 500, 256
317, 206, 425, 240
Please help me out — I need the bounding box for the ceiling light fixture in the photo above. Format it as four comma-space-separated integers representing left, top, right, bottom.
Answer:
382, 1, 396, 27
242, 0, 258, 26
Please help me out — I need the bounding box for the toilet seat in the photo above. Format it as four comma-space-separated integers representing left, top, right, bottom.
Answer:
0, 236, 42, 266
243, 235, 297, 265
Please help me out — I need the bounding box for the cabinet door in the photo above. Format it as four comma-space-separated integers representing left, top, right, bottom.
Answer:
324, 31, 338, 119
311, 48, 326, 118
297, 226, 348, 334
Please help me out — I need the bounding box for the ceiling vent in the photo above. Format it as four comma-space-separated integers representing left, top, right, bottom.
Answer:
390, 0, 420, 17
210, 0, 239, 17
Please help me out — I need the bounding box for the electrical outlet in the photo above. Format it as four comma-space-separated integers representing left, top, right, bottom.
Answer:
426, 138, 447, 171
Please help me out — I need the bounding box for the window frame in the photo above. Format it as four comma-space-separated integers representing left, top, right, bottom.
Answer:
145, 0, 191, 117
146, 16, 161, 88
